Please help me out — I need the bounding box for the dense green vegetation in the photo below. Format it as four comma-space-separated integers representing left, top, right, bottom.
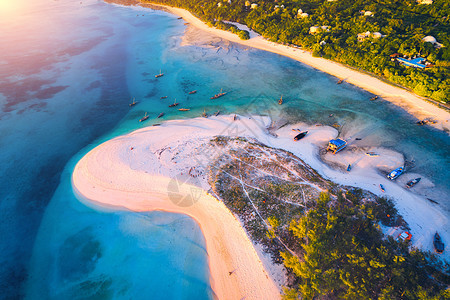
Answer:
146, 0, 449, 103
281, 192, 450, 299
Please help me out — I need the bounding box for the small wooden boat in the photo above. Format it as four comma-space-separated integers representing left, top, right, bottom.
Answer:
129, 98, 137, 107
152, 123, 161, 126
178, 108, 190, 111
355, 138, 362, 141
202, 109, 208, 118
332, 123, 340, 128
294, 131, 308, 141
169, 100, 179, 107
365, 152, 379, 157
215, 110, 220, 116
416, 119, 429, 125
160, 96, 168, 99
184, 22, 189, 25
155, 69, 164, 78
157, 112, 164, 118
370, 96, 378, 101
433, 232, 445, 254
337, 79, 344, 84
406, 177, 421, 188
210, 88, 227, 100
188, 90, 197, 94
278, 95, 283, 105
139, 112, 149, 122
233, 114, 237, 121
177, 17, 182, 19
387, 166, 403, 180
380, 184, 385, 192
347, 164, 351, 172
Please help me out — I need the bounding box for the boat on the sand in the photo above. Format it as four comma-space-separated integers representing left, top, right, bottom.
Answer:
202, 109, 208, 118
434, 232, 445, 254
347, 164, 351, 172
406, 178, 421, 188
294, 131, 308, 141
366, 152, 379, 157
139, 112, 149, 122
380, 184, 385, 192
387, 166, 403, 180
215, 110, 220, 116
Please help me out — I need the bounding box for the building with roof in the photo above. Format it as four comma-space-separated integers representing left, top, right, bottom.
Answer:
327, 139, 347, 154
397, 57, 427, 69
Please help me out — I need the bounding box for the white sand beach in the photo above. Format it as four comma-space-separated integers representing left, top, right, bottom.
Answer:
122, 1, 449, 132
73, 115, 449, 298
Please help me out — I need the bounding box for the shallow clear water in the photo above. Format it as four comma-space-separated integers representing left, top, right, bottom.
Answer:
0, 0, 448, 298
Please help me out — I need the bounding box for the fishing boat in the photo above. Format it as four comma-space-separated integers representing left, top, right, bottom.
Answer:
210, 88, 227, 99
202, 109, 208, 118
433, 232, 445, 254
416, 119, 429, 125
387, 166, 404, 180
188, 90, 197, 94
160, 96, 168, 99
294, 131, 308, 141
365, 152, 379, 157
129, 98, 137, 107
178, 108, 190, 111
380, 184, 385, 192
152, 123, 161, 126
355, 138, 362, 141
215, 110, 220, 116
157, 112, 164, 118
233, 114, 237, 121
337, 79, 344, 84
155, 69, 164, 78
139, 112, 149, 122
278, 95, 283, 105
406, 177, 421, 188
370, 96, 378, 101
168, 100, 179, 107
347, 164, 351, 172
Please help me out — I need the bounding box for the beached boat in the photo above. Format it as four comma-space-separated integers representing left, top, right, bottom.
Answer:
233, 114, 237, 121
294, 131, 308, 141
157, 112, 164, 118
370, 96, 378, 101
347, 164, 352, 172
355, 138, 362, 140
160, 96, 168, 99
152, 123, 161, 126
129, 98, 137, 107
337, 79, 344, 84
327, 138, 347, 154
380, 184, 385, 192
365, 152, 379, 157
155, 69, 164, 78
202, 109, 208, 118
188, 90, 197, 94
210, 88, 227, 99
139, 112, 149, 122
406, 177, 421, 188
387, 166, 404, 180
278, 95, 283, 105
433, 232, 445, 254
215, 110, 220, 116
178, 108, 190, 111
169, 100, 179, 107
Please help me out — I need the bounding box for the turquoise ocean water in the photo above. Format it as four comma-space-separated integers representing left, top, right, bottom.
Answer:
0, 0, 448, 298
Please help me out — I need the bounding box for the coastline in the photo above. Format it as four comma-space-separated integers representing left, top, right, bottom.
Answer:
73, 115, 449, 298
106, 0, 450, 132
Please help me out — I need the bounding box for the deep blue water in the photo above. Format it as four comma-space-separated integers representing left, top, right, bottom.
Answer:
0, 0, 448, 298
